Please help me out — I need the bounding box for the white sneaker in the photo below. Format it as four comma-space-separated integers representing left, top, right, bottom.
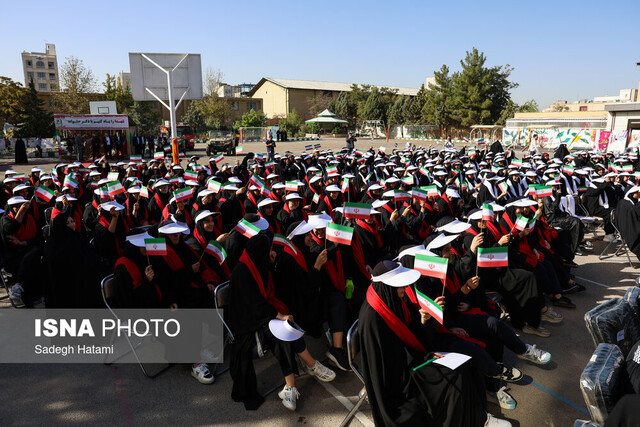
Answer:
541, 307, 563, 324
191, 363, 214, 384
517, 344, 551, 365
603, 234, 616, 242
278, 386, 300, 411
307, 360, 336, 382
487, 386, 517, 410
8, 284, 24, 306
485, 412, 512, 426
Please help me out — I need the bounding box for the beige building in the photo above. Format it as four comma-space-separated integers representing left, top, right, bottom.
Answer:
117, 72, 132, 89
544, 87, 639, 113
248, 77, 419, 120
22, 43, 59, 92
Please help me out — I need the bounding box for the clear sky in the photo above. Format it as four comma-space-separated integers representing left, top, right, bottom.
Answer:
2, 0, 639, 109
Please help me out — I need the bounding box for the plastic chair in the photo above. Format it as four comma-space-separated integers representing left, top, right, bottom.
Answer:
339, 320, 368, 427
598, 209, 638, 268
101, 274, 171, 378
212, 281, 233, 376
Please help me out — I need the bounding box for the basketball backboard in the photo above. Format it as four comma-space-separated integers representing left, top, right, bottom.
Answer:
128, 53, 202, 102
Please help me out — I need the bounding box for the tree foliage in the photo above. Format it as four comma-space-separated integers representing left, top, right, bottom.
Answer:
279, 108, 303, 136
422, 65, 455, 132
182, 101, 205, 133
518, 99, 539, 113
0, 76, 25, 126
127, 102, 160, 135
54, 56, 97, 114
103, 73, 134, 113
19, 80, 54, 137
233, 109, 266, 132
197, 95, 231, 130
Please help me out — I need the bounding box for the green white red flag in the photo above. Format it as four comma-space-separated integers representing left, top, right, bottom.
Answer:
411, 188, 428, 201
285, 181, 298, 192
184, 170, 198, 180
514, 214, 530, 231
415, 287, 444, 325
234, 219, 261, 238
414, 252, 448, 280
536, 185, 553, 197
482, 203, 494, 221
394, 191, 411, 202
272, 234, 297, 255
343, 202, 371, 220
204, 240, 227, 264
145, 238, 167, 256
106, 180, 124, 196
64, 175, 79, 189
173, 187, 192, 202
207, 179, 222, 193
35, 185, 55, 202
213, 154, 224, 163
477, 247, 509, 267
326, 222, 354, 245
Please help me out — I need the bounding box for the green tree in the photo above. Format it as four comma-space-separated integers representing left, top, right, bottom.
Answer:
360, 87, 386, 122
54, 56, 97, 114
450, 48, 517, 127
198, 95, 231, 129
103, 73, 134, 113
127, 102, 161, 135
422, 65, 455, 132
182, 101, 205, 133
279, 108, 303, 136
19, 80, 54, 137
496, 100, 517, 126
404, 85, 427, 124
233, 109, 266, 132
0, 76, 25, 127
330, 91, 357, 127
517, 99, 539, 113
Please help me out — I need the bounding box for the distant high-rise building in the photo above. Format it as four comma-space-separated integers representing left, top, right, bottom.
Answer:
22, 43, 59, 92
118, 72, 132, 90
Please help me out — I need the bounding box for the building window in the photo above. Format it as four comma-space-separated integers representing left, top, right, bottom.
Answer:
579, 106, 588, 112
49, 83, 57, 91
38, 83, 47, 90
27, 72, 34, 82
229, 101, 239, 110
48, 62, 54, 68
37, 72, 46, 80
323, 90, 333, 98
247, 102, 256, 111
36, 61, 44, 68
26, 60, 33, 67
49, 73, 56, 80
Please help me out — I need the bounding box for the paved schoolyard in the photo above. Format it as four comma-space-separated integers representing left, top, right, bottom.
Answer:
0, 138, 638, 426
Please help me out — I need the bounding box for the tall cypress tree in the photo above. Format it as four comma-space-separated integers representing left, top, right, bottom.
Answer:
20, 80, 54, 137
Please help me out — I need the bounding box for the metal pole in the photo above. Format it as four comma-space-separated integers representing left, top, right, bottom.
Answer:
167, 71, 179, 165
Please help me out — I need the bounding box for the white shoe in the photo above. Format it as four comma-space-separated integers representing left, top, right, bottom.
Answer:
278, 386, 300, 411
191, 363, 214, 384
307, 360, 336, 382
517, 344, 551, 365
485, 412, 512, 426
603, 234, 616, 242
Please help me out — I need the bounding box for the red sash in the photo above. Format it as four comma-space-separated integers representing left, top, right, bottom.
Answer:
356, 219, 382, 248
500, 213, 537, 266
193, 227, 231, 279
366, 286, 426, 353
115, 257, 162, 300
310, 233, 346, 292
7, 211, 36, 242
238, 250, 288, 314
285, 242, 308, 272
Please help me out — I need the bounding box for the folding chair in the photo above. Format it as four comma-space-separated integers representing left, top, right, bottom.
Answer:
212, 281, 233, 376
340, 320, 368, 427
101, 274, 171, 378
599, 209, 638, 268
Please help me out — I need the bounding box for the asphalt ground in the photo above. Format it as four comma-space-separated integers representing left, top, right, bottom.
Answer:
1, 138, 638, 426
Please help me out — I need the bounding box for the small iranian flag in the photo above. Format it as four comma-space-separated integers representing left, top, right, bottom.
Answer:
305, 145, 313, 151
414, 253, 448, 280
13, 173, 25, 181
265, 161, 275, 169
578, 186, 587, 193
64, 175, 79, 189
169, 176, 180, 184
184, 170, 198, 180
285, 181, 299, 192
213, 154, 224, 163
468, 148, 477, 157
419, 166, 430, 176
354, 149, 364, 156
130, 155, 142, 162
511, 158, 522, 168
462, 137, 469, 143
234, 219, 261, 238
562, 165, 575, 175
173, 187, 192, 202
477, 247, 509, 267
394, 191, 411, 202
498, 181, 509, 193
491, 165, 500, 173
423, 185, 440, 198
312, 193, 320, 204
154, 151, 164, 160
235, 145, 244, 154
145, 238, 167, 256
205, 240, 227, 264
107, 172, 120, 182
179, 152, 186, 158
415, 287, 444, 325
514, 214, 530, 231
35, 185, 55, 202
139, 187, 150, 198
623, 164, 633, 172
255, 153, 264, 161
378, 146, 386, 152
536, 185, 553, 197
412, 188, 428, 201
273, 234, 297, 255
482, 203, 494, 221
106, 180, 125, 196
326, 165, 338, 175
326, 222, 354, 245
528, 218, 536, 231
208, 180, 222, 193
344, 202, 371, 220
341, 177, 350, 193
401, 176, 414, 186
314, 143, 321, 149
